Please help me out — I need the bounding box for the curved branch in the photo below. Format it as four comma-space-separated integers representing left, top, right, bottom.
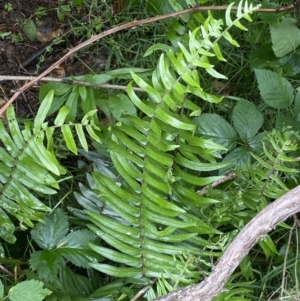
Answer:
154, 185, 300, 301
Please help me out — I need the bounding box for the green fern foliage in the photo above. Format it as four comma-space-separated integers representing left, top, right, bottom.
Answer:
0, 90, 102, 243
0, 104, 61, 243
250, 129, 300, 200
71, 2, 261, 298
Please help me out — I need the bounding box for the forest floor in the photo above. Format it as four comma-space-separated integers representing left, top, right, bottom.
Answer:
0, 0, 126, 117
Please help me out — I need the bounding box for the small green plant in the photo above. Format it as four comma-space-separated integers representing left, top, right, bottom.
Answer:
10, 33, 23, 43
4, 2, 13, 12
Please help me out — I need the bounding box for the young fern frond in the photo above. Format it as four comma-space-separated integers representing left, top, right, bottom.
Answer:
74, 2, 261, 298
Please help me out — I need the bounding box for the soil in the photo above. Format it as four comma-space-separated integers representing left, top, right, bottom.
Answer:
0, 0, 113, 116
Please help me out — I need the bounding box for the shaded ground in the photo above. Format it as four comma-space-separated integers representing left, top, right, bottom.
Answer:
0, 0, 116, 116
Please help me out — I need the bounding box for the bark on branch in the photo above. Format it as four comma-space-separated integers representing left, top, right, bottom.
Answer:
154, 185, 300, 301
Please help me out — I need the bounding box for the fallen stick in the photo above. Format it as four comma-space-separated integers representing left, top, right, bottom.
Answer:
154, 185, 300, 301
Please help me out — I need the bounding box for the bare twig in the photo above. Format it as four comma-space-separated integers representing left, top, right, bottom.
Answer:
0, 3, 295, 116
0, 264, 14, 278
0, 75, 143, 92
130, 278, 157, 301
280, 218, 295, 297
197, 172, 236, 195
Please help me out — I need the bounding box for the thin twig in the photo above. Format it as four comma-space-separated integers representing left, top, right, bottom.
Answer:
0, 3, 294, 116
0, 75, 143, 92
130, 278, 157, 301
0, 264, 14, 278
197, 172, 236, 195
280, 218, 295, 297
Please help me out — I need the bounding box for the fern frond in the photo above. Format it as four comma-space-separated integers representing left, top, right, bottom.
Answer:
0, 89, 102, 242
0, 105, 62, 243
70, 3, 261, 298
250, 129, 300, 199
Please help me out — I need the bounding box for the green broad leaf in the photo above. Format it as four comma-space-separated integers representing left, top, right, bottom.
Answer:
62, 124, 77, 154
54, 105, 70, 126
248, 132, 264, 153
35, 90, 54, 130
250, 44, 277, 70
255, 69, 294, 109
75, 124, 88, 152
220, 146, 252, 174
8, 280, 51, 301
275, 115, 300, 131
232, 99, 263, 142
194, 113, 237, 151
22, 20, 37, 42
31, 208, 69, 250
270, 17, 300, 57
29, 250, 63, 282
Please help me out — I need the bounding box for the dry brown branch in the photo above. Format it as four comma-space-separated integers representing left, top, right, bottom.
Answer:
154, 184, 300, 301
0, 75, 143, 92
197, 172, 236, 195
0, 3, 294, 116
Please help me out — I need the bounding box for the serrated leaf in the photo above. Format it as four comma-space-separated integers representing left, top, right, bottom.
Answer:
31, 208, 69, 250
194, 113, 237, 150
8, 280, 51, 301
29, 250, 63, 282
232, 99, 263, 142
270, 17, 300, 57
255, 69, 294, 109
